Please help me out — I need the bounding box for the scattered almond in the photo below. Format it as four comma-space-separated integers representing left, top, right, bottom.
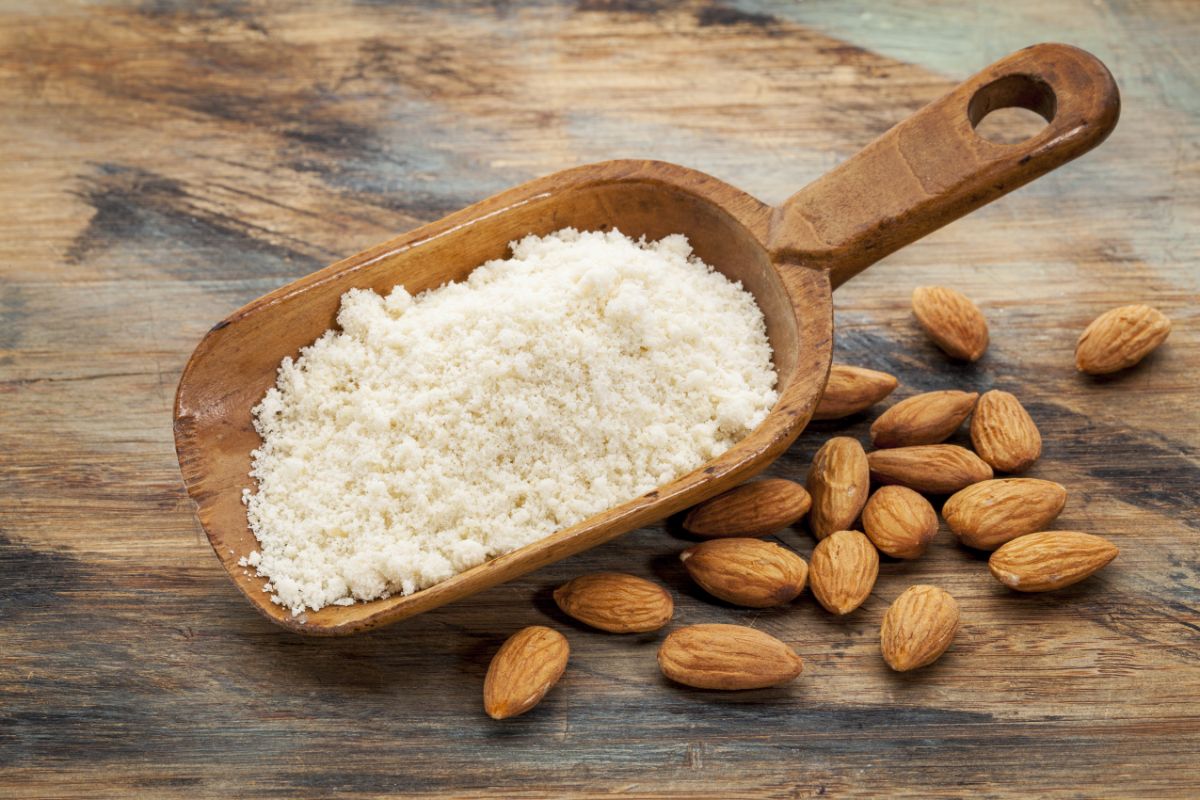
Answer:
806, 437, 870, 539
1076, 304, 1171, 375
809, 530, 879, 615
880, 585, 960, 671
867, 444, 993, 494
683, 478, 811, 539
483, 626, 569, 720
553, 573, 673, 633
658, 624, 803, 690
814, 364, 899, 420
989, 531, 1118, 592
861, 486, 938, 559
943, 478, 1067, 550
912, 286, 989, 361
970, 390, 1041, 473
870, 390, 979, 448
680, 538, 807, 608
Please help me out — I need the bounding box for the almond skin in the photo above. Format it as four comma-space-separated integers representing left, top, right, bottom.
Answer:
806, 437, 870, 539
1076, 304, 1171, 375
989, 532, 1118, 592
970, 390, 1041, 473
943, 478, 1067, 550
483, 626, 569, 720
870, 390, 979, 448
809, 530, 879, 615
867, 445, 993, 494
681, 538, 807, 608
553, 573, 673, 633
683, 479, 811, 539
861, 486, 938, 559
912, 286, 989, 361
881, 585, 960, 672
813, 364, 899, 420
658, 624, 803, 690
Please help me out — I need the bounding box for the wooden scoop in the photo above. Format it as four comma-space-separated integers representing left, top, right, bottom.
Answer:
174, 44, 1118, 634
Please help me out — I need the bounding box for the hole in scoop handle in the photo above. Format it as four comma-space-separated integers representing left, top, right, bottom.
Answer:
769, 43, 1120, 288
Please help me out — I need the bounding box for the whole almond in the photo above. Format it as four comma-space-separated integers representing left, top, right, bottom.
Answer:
912, 286, 989, 361
814, 364, 899, 420
809, 530, 879, 615
861, 486, 938, 559
870, 390, 979, 448
1076, 304, 1171, 374
683, 479, 811, 539
806, 437, 870, 539
970, 390, 1041, 473
867, 445, 993, 494
680, 538, 807, 608
658, 624, 803, 690
553, 573, 673, 633
483, 626, 569, 720
989, 532, 1118, 592
943, 478, 1067, 550
880, 585, 960, 672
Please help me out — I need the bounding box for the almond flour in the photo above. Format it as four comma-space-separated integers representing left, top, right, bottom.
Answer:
242, 229, 777, 614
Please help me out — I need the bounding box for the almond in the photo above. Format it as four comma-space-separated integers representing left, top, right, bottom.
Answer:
683, 478, 811, 539
943, 478, 1067, 550
970, 390, 1041, 473
658, 624, 803, 690
809, 530, 879, 615
861, 486, 938, 559
1076, 304, 1171, 375
806, 437, 870, 539
680, 538, 807, 608
912, 286, 989, 361
989, 531, 1118, 592
553, 573, 673, 633
870, 390, 978, 448
483, 626, 569, 720
880, 585, 960, 672
814, 364, 899, 420
867, 445, 993, 494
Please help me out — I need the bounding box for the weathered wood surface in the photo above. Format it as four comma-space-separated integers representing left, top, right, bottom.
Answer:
1, 1, 1196, 797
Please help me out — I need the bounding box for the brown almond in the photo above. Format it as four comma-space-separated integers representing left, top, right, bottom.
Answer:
1076, 304, 1171, 375
680, 538, 807, 608
970, 390, 1041, 473
683, 478, 811, 539
943, 478, 1067, 550
806, 437, 870, 539
989, 531, 1118, 592
809, 530, 879, 615
867, 445, 993, 494
483, 626, 569, 720
813, 364, 899, 420
658, 624, 803, 690
861, 486, 938, 559
912, 286, 989, 361
880, 585, 960, 672
870, 390, 979, 448
553, 573, 673, 633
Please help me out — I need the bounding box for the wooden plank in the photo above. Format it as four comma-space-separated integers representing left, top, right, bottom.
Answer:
1, 0, 1197, 797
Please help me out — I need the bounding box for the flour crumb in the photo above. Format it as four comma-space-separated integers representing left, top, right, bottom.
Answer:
245, 228, 778, 613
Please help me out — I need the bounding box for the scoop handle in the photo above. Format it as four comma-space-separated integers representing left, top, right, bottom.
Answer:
768, 43, 1119, 287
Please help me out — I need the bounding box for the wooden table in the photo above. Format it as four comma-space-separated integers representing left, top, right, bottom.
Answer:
2, 1, 1196, 797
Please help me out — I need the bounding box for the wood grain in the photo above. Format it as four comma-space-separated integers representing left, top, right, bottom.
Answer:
1, 0, 1197, 797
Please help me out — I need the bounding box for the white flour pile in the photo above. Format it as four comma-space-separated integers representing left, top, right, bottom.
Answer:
243, 228, 778, 614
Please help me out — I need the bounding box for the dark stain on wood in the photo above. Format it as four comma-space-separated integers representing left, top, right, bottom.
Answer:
0, 531, 89, 620
67, 163, 322, 275
696, 4, 777, 28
